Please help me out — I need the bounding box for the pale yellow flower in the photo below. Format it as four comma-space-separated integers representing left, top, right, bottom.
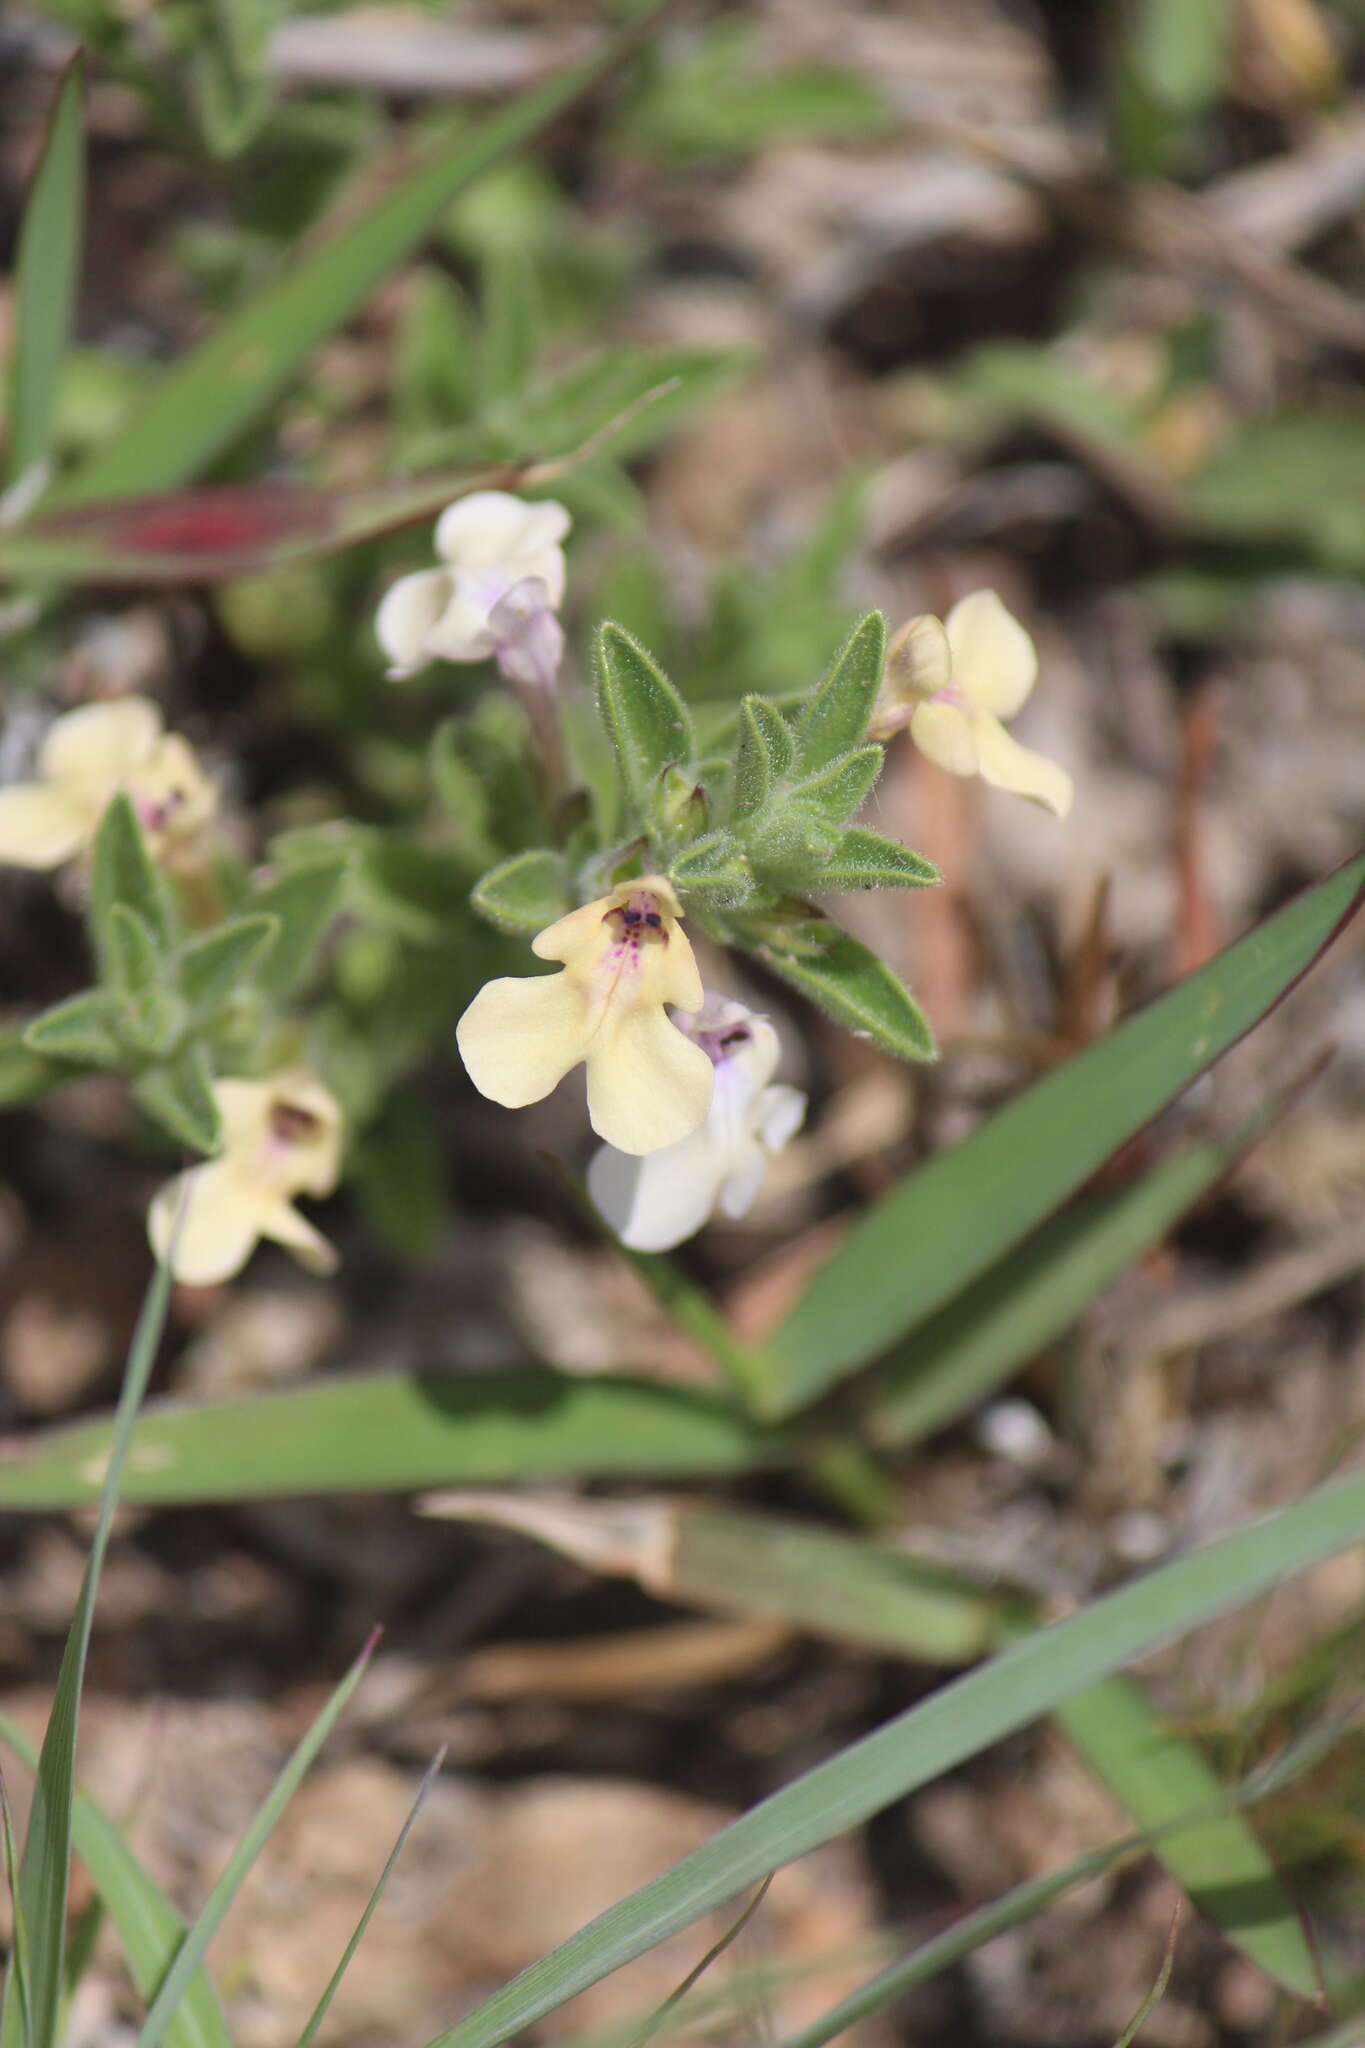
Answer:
588, 996, 805, 1250
0, 696, 216, 870
456, 876, 714, 1155
148, 1069, 343, 1286
376, 491, 570, 685
877, 591, 1073, 818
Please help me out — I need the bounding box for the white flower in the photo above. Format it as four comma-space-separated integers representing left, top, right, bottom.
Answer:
455, 876, 714, 1156
148, 1068, 343, 1286
376, 491, 570, 688
588, 996, 806, 1250
876, 590, 1073, 818
0, 696, 216, 871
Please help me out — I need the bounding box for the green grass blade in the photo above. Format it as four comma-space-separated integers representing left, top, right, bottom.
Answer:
48, 2, 673, 507
291, 1747, 445, 2048
766, 852, 1365, 1416
0, 1714, 231, 2048
869, 1098, 1285, 1448
1057, 1675, 1317, 1996
136, 1630, 378, 2048
1, 1253, 174, 2048
6, 57, 84, 490
419, 1465, 1365, 2048
0, 1369, 778, 1511
0, 1773, 32, 2048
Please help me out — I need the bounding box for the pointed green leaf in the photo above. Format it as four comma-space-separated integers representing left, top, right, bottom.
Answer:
670, 830, 754, 904
247, 858, 347, 999
731, 697, 793, 820
817, 828, 939, 893
133, 1047, 221, 1155
23, 992, 124, 1068
471, 850, 568, 934
792, 613, 886, 771
105, 904, 162, 998
595, 621, 695, 820
764, 925, 935, 1063
90, 796, 174, 975
784, 745, 882, 824
7, 57, 84, 489
0, 1031, 74, 1107
770, 851, 1365, 1416
177, 914, 280, 1014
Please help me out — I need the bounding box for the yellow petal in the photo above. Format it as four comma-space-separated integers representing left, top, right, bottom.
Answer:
532, 896, 612, 965
970, 710, 1073, 817
586, 1001, 714, 1155
256, 1198, 338, 1274
39, 697, 161, 789
148, 1162, 262, 1285
885, 613, 952, 703
943, 590, 1038, 719
909, 698, 979, 777
0, 782, 96, 867
654, 915, 704, 1013
456, 969, 591, 1108
131, 734, 217, 849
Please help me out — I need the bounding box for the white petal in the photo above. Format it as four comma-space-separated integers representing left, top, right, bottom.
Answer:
971, 710, 1073, 817
587, 1132, 722, 1251
456, 969, 591, 1108
909, 698, 979, 777
148, 1163, 262, 1286
0, 783, 96, 867
716, 1139, 771, 1221
885, 613, 952, 702
424, 586, 499, 663
375, 568, 454, 677
490, 579, 565, 691
943, 590, 1038, 719
435, 492, 562, 568
755, 1083, 807, 1155
39, 697, 161, 788
585, 1002, 714, 1155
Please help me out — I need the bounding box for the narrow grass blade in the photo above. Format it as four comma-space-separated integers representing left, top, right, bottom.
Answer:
419, 1465, 1365, 2048
0, 1369, 777, 1511
0, 1713, 231, 2048
1111, 1903, 1180, 2048
869, 1096, 1286, 1448
292, 1746, 446, 2048
49, 1, 675, 506
1058, 1676, 1316, 1995
0, 1773, 32, 2048
6, 58, 84, 490
1, 1252, 174, 2048
137, 1630, 378, 2048
766, 852, 1365, 1416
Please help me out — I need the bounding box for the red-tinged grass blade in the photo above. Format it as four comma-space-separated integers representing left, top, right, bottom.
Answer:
291, 1747, 446, 2048
764, 851, 1365, 1418
0, 1369, 778, 1513
0, 463, 514, 585
6, 57, 84, 491
136, 1629, 379, 2048
0, 1713, 231, 2048
418, 1465, 1365, 2048
46, 0, 678, 509
0, 1252, 175, 2048
869, 1089, 1294, 1448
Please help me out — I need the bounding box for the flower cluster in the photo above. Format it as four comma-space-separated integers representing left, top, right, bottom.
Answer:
376, 490, 571, 693
875, 590, 1073, 818
0, 696, 216, 872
